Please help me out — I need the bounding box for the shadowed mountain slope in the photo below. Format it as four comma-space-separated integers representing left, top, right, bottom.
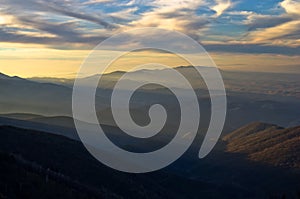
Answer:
0, 151, 98, 199
0, 125, 250, 199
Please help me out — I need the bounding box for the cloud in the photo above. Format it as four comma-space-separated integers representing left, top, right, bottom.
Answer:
0, 0, 300, 55
127, 0, 210, 40
204, 42, 300, 56
245, 14, 293, 31
239, 0, 300, 47
83, 0, 113, 5
47, 6, 117, 29
0, 17, 108, 48
109, 7, 139, 22
246, 20, 300, 46
0, 0, 117, 29
0, 28, 58, 45
211, 0, 231, 17
0, 0, 119, 47
0, 15, 13, 25
280, 0, 300, 15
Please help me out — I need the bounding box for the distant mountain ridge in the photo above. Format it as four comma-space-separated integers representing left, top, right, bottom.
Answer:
0, 72, 9, 79
1, 69, 300, 130
3, 66, 300, 99
29, 66, 300, 99
0, 72, 72, 115
223, 122, 300, 169
0, 72, 25, 81
0, 113, 44, 120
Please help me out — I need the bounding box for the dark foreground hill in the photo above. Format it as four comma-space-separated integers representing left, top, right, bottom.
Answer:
223, 122, 300, 169
0, 125, 250, 199
0, 151, 96, 199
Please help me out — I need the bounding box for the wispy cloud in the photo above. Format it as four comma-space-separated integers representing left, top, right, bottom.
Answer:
247, 20, 300, 46
245, 14, 292, 31
127, 0, 210, 39
238, 0, 300, 47
83, 0, 113, 5
0, 0, 300, 55
211, 0, 231, 17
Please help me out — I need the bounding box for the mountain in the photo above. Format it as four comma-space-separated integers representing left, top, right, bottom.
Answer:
0, 74, 72, 115
223, 122, 283, 142
1, 69, 300, 131
0, 125, 248, 199
0, 116, 78, 140
30, 66, 300, 99
0, 151, 95, 199
0, 117, 300, 197
28, 116, 75, 128
28, 76, 74, 86
0, 115, 188, 153
0, 72, 9, 79
0, 113, 44, 120
0, 73, 23, 81
223, 122, 300, 169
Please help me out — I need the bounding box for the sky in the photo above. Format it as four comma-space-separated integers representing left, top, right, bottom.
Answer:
0, 0, 300, 77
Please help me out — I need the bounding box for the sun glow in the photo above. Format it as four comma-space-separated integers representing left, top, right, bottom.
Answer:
0, 15, 12, 25
0, 17, 5, 24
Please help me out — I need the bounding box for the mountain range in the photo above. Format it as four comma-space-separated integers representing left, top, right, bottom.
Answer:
1, 67, 300, 132
223, 122, 300, 169
0, 125, 253, 199
0, 119, 300, 198
0, 72, 72, 115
